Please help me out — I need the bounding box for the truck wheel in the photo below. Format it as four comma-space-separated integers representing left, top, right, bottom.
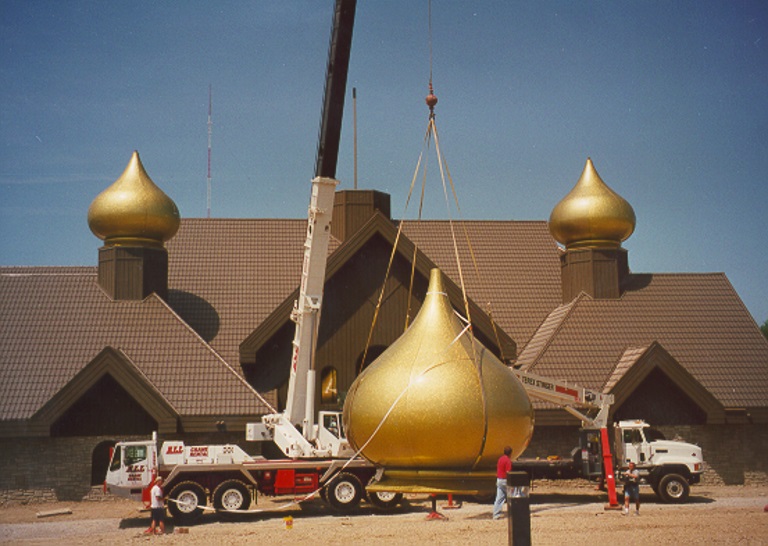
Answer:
168, 481, 206, 524
657, 473, 690, 503
367, 489, 403, 510
326, 472, 363, 512
213, 480, 251, 513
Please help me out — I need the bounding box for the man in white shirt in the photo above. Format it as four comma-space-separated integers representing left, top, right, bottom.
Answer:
145, 477, 166, 535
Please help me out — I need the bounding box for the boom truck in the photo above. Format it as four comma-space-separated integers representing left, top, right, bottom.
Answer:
511, 369, 705, 504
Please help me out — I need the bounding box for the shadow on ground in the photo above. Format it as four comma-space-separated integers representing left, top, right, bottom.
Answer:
118, 498, 430, 529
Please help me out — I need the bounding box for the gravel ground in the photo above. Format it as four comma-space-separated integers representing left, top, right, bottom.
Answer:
1, 482, 766, 545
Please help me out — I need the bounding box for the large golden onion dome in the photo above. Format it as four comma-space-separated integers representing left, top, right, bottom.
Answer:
88, 151, 180, 248
343, 268, 533, 494
549, 158, 636, 249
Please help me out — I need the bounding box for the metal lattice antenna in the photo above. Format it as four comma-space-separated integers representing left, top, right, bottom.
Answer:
207, 85, 212, 218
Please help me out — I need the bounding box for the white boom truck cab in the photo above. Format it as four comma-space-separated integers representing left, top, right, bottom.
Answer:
614, 419, 704, 502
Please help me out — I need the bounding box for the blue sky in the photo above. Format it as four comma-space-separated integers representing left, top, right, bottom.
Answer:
1, 1, 766, 324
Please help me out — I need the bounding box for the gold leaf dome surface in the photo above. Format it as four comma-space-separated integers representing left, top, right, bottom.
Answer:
343, 269, 533, 474
549, 158, 636, 249
87, 151, 180, 247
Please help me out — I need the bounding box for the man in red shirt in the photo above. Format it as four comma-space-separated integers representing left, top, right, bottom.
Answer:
493, 446, 513, 519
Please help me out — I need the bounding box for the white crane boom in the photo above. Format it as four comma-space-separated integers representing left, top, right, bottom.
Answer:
285, 177, 338, 429
513, 369, 614, 429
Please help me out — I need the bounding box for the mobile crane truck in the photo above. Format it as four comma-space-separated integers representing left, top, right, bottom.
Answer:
512, 369, 705, 504
104, 0, 402, 523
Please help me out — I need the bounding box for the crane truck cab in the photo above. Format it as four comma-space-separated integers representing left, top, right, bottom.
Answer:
104, 437, 158, 504
614, 419, 704, 503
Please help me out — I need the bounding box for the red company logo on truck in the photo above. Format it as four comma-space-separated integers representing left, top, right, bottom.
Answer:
166, 445, 184, 455
189, 446, 209, 457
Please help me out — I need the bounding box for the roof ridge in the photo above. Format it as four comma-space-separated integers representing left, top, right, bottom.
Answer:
518, 294, 583, 370
181, 217, 306, 222
110, 346, 177, 410
628, 271, 727, 277
151, 294, 278, 413
396, 219, 548, 225
1, 270, 95, 277
602, 343, 653, 393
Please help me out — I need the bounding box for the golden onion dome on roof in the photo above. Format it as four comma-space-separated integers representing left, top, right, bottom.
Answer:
88, 151, 180, 248
549, 158, 636, 249
343, 268, 533, 494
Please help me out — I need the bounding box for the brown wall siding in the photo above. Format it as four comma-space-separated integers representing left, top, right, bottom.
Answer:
97, 246, 168, 300
560, 248, 628, 301
332, 190, 391, 242
317, 235, 428, 407
248, 235, 430, 411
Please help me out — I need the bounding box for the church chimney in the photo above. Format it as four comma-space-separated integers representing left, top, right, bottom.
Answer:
332, 189, 391, 242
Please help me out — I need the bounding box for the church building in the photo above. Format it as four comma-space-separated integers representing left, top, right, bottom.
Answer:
1, 151, 766, 501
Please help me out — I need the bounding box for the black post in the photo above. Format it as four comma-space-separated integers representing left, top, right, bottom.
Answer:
506, 471, 531, 546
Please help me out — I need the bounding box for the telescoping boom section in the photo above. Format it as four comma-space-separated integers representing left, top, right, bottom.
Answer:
259, 176, 343, 459
513, 369, 613, 429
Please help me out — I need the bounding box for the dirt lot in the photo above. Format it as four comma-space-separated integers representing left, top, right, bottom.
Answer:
1, 482, 766, 545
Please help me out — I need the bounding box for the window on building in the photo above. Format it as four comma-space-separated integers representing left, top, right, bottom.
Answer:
321, 367, 338, 404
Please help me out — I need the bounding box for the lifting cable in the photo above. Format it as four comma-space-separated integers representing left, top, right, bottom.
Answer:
360, 0, 508, 375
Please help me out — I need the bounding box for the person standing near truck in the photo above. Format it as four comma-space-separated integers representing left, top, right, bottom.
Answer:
145, 476, 166, 535
493, 446, 513, 519
622, 462, 640, 515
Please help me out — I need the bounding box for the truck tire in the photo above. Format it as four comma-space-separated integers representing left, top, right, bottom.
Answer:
213, 480, 251, 513
326, 472, 363, 512
367, 489, 403, 510
657, 473, 690, 503
168, 481, 206, 524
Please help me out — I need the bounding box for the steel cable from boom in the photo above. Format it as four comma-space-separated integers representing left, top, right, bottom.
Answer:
355, 2, 508, 471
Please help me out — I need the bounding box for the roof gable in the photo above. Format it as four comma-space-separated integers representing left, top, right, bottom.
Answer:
166, 218, 341, 368
240, 212, 517, 364
517, 273, 768, 410
606, 342, 725, 423
0, 268, 273, 433
31, 347, 178, 436
402, 220, 562, 347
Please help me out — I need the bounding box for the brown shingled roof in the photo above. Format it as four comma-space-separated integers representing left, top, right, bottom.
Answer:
0, 268, 273, 431
173, 218, 550, 370
166, 219, 341, 371
241, 213, 518, 364
401, 221, 562, 348
517, 273, 768, 410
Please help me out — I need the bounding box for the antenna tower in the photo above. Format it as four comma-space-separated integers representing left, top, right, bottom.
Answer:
207, 85, 212, 218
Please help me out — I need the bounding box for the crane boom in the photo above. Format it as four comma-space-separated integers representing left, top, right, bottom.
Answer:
315, 0, 356, 180
513, 369, 614, 429
261, 0, 357, 459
